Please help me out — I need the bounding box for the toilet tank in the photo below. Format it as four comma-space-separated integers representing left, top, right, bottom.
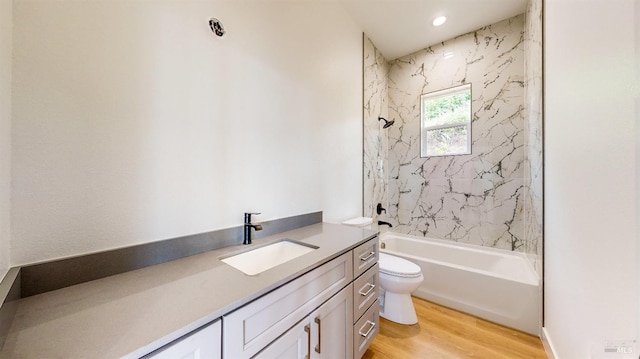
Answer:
342, 217, 373, 229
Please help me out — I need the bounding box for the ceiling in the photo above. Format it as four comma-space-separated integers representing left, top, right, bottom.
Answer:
340, 0, 528, 60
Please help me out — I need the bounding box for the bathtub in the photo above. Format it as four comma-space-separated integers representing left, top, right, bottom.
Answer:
379, 232, 541, 335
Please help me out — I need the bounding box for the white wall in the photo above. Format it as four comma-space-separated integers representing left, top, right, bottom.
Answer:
544, 0, 638, 357
11, 1, 363, 265
637, 0, 640, 350
0, 0, 11, 279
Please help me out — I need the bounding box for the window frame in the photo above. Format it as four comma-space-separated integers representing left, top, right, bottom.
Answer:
420, 83, 472, 157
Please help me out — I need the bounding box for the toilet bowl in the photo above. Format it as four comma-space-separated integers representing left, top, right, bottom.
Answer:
378, 252, 423, 325
341, 217, 424, 325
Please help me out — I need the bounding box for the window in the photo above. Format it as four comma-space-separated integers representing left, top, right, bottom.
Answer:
420, 83, 472, 157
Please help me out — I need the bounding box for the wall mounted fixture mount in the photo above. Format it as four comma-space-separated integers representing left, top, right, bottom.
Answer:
209, 18, 225, 37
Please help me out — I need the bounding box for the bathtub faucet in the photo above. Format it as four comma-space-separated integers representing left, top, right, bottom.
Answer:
377, 220, 393, 228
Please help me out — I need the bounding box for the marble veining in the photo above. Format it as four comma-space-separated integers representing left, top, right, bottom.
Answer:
387, 15, 525, 251
523, 0, 543, 274
363, 36, 390, 218
364, 14, 542, 254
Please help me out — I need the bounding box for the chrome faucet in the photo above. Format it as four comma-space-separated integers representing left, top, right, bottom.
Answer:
243, 212, 263, 245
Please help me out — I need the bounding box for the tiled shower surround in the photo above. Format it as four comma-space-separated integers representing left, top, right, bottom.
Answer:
363, 36, 389, 219
364, 8, 542, 268
523, 0, 543, 273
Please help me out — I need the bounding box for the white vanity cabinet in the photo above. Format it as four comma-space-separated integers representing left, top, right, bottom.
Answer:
351, 238, 380, 358
254, 284, 353, 359
223, 236, 380, 359
145, 320, 221, 359
223, 252, 353, 358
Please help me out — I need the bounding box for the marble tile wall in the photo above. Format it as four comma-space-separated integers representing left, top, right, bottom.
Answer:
363, 36, 390, 218
367, 15, 530, 252
523, 0, 543, 274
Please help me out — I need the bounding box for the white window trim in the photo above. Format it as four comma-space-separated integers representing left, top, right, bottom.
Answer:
420, 83, 472, 157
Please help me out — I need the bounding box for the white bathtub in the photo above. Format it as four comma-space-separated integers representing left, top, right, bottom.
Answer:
379, 232, 541, 335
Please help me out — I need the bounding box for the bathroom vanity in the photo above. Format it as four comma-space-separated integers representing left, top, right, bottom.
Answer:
222, 237, 378, 359
0, 223, 378, 359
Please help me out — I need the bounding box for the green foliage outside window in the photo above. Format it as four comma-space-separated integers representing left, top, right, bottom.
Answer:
423, 91, 471, 127
421, 84, 472, 157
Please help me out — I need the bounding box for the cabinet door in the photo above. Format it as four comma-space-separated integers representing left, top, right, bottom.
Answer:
253, 319, 310, 359
255, 285, 354, 359
310, 284, 354, 359
146, 320, 221, 359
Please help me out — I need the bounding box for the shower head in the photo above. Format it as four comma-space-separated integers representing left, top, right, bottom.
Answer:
378, 116, 395, 129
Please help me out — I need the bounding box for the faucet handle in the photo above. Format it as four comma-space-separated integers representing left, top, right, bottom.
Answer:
244, 212, 261, 223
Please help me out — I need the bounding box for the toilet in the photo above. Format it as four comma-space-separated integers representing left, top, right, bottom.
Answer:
378, 252, 423, 324
341, 217, 424, 325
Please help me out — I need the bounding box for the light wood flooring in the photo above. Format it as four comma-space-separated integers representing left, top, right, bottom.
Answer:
363, 297, 547, 359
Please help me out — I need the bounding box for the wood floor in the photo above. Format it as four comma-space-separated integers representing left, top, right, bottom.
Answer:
363, 297, 547, 359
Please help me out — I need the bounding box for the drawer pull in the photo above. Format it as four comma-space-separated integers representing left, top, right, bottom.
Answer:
304, 324, 311, 359
359, 320, 376, 338
314, 317, 321, 353
359, 251, 376, 262
358, 283, 376, 296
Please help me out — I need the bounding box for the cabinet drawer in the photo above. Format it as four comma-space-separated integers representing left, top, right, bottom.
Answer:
353, 263, 379, 323
252, 315, 310, 359
223, 252, 353, 359
353, 299, 379, 359
145, 320, 221, 359
352, 237, 378, 279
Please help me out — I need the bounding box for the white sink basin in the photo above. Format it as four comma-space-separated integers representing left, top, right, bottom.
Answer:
220, 239, 318, 275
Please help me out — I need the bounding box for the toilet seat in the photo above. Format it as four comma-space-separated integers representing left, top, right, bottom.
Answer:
379, 253, 422, 278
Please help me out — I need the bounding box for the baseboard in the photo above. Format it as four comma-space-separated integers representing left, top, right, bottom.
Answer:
541, 327, 558, 359
0, 268, 20, 348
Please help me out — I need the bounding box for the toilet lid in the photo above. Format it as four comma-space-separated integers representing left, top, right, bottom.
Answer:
379, 253, 422, 278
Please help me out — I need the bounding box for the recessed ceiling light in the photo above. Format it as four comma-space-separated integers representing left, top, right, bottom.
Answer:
433, 16, 447, 27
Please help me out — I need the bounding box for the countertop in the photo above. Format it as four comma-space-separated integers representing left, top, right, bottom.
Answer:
0, 223, 377, 359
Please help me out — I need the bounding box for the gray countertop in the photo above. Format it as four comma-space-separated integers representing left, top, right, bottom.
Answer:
0, 223, 377, 359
